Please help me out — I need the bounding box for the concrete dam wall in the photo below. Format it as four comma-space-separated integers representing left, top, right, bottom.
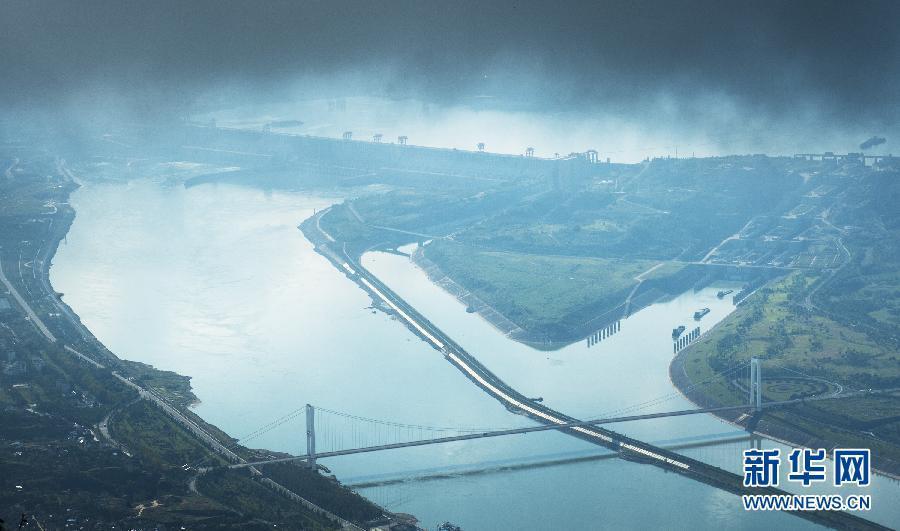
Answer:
176, 125, 611, 187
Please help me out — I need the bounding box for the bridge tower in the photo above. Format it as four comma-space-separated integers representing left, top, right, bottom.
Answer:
749, 358, 762, 412
306, 404, 317, 470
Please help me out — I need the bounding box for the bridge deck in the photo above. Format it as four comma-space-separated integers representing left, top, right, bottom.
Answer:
293, 212, 890, 531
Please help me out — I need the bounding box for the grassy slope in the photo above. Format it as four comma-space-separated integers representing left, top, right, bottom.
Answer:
677, 273, 900, 468
324, 159, 793, 341
424, 239, 676, 333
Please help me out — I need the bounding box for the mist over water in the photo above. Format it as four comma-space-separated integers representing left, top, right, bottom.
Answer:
194, 94, 899, 164
4, 2, 899, 160
5, 2, 900, 529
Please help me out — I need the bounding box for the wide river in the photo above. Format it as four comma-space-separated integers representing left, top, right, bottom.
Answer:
51, 177, 898, 530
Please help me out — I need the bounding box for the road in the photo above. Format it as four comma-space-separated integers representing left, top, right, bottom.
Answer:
303, 210, 889, 530
1, 159, 91, 344
803, 230, 852, 313
232, 389, 888, 470
618, 196, 670, 215
818, 206, 848, 235
97, 397, 140, 455
40, 161, 93, 341
67, 345, 360, 528
347, 199, 440, 239
6, 171, 361, 530
36, 219, 92, 341
623, 261, 665, 316
700, 216, 758, 263
314, 206, 336, 242
312, 223, 678, 465
62, 343, 240, 462
0, 254, 57, 342
109, 365, 246, 464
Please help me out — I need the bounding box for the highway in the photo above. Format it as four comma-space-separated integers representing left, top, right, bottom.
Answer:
228, 404, 783, 470
307, 210, 707, 467
3, 174, 362, 530
59, 344, 361, 529
57, 344, 246, 465
308, 211, 694, 463
0, 253, 57, 342
344, 433, 758, 489
335, 238, 692, 468
66, 345, 361, 529
229, 389, 897, 471
0, 159, 89, 344
42, 161, 93, 341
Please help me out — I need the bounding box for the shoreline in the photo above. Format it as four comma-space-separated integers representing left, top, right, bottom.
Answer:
406, 240, 769, 351
410, 235, 899, 483
668, 320, 900, 482
409, 244, 684, 350
301, 208, 891, 531
31, 171, 896, 528
25, 177, 395, 529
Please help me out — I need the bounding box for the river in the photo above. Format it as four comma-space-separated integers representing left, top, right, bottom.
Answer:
51, 177, 898, 530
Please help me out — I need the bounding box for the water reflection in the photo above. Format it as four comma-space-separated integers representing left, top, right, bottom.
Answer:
50, 178, 897, 530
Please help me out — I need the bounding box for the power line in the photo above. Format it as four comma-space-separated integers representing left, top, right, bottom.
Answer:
315, 406, 501, 434
584, 359, 751, 420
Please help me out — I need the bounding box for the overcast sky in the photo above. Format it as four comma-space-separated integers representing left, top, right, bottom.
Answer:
2, 0, 898, 147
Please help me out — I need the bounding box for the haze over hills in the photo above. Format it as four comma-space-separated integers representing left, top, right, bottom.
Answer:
3, 1, 900, 158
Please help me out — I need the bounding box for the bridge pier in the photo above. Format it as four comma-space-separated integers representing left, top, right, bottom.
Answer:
750, 434, 763, 450
306, 404, 316, 470
749, 358, 762, 411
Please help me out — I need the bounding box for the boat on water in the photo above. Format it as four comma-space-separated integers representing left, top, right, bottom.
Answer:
672, 325, 686, 339
694, 307, 711, 320
717, 289, 734, 299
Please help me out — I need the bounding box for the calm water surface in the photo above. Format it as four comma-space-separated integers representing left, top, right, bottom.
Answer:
51, 178, 898, 530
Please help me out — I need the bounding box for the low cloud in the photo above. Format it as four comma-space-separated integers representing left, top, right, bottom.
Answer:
860, 136, 887, 150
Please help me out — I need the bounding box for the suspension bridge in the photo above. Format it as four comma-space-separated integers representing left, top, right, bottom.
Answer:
344, 431, 760, 490
186, 350, 890, 531
218, 360, 882, 472
245, 218, 891, 530
189, 358, 890, 530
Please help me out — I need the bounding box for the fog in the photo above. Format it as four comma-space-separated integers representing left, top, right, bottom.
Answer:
3, 4, 900, 529
2, 1, 899, 159
192, 91, 895, 163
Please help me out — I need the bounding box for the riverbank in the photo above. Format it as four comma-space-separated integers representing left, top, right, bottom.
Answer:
301, 207, 892, 531
671, 351, 900, 482
34, 153, 899, 529
412, 240, 778, 349
0, 158, 397, 529
669, 275, 900, 480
